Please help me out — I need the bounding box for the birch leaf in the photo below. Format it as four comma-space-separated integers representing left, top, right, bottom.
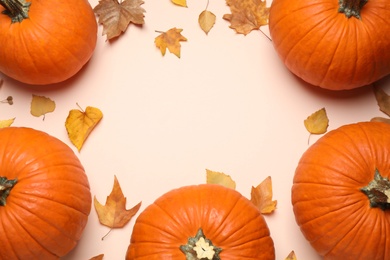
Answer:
206, 169, 236, 189
0, 118, 15, 128
304, 108, 329, 135
30, 95, 56, 119
172, 0, 187, 7
199, 10, 216, 34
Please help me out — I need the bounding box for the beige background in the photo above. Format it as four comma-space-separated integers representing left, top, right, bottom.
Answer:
1, 0, 388, 259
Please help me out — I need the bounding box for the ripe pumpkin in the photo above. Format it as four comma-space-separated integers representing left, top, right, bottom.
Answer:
268, 0, 390, 90
0, 127, 91, 259
126, 184, 275, 260
292, 122, 390, 259
0, 0, 97, 85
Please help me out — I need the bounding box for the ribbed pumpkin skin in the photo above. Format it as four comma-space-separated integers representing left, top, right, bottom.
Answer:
0, 0, 97, 85
0, 127, 91, 259
292, 122, 390, 259
269, 0, 390, 90
126, 184, 275, 260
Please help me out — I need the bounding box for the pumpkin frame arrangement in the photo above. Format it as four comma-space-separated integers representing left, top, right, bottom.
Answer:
0, 0, 97, 85
268, 0, 390, 90
126, 184, 275, 260
292, 122, 390, 259
0, 127, 91, 259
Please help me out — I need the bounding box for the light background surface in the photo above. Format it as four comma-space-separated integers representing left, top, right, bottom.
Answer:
1, 0, 389, 259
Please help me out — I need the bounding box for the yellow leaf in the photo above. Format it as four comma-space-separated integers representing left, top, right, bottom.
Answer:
199, 10, 216, 34
304, 108, 329, 135
250, 176, 277, 214
94, 176, 142, 230
155, 28, 187, 58
223, 0, 269, 35
65, 105, 103, 151
206, 169, 236, 189
285, 250, 297, 260
30, 95, 56, 119
0, 118, 15, 128
171, 0, 187, 7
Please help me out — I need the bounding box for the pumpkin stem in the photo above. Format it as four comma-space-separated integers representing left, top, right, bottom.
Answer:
0, 0, 30, 23
180, 228, 222, 260
338, 0, 368, 19
361, 169, 390, 210
0, 176, 17, 206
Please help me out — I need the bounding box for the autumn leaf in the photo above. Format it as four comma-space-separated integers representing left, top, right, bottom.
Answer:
90, 254, 104, 260
1, 96, 13, 105
206, 169, 236, 189
94, 176, 142, 239
65, 104, 103, 152
250, 176, 277, 214
30, 95, 56, 120
373, 85, 390, 117
304, 108, 329, 135
171, 0, 187, 7
285, 251, 297, 260
0, 118, 15, 128
155, 28, 187, 58
223, 0, 269, 35
94, 0, 145, 40
199, 10, 216, 34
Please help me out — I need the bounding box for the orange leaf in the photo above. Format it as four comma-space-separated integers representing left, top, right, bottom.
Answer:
94, 176, 142, 230
250, 176, 277, 214
223, 0, 269, 35
155, 28, 187, 58
94, 0, 145, 40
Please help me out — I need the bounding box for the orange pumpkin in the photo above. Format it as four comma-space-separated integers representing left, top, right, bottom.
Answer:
0, 0, 97, 85
126, 184, 275, 260
268, 0, 390, 90
0, 127, 91, 259
292, 122, 390, 259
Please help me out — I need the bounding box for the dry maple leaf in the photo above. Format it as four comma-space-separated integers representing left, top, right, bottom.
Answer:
199, 10, 216, 34
94, 176, 142, 238
30, 94, 56, 120
250, 176, 277, 214
206, 169, 236, 189
155, 28, 187, 58
65, 104, 103, 152
223, 0, 269, 35
285, 251, 297, 260
94, 0, 145, 40
172, 0, 187, 7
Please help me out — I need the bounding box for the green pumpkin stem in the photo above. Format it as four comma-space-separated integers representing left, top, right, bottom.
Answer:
0, 0, 30, 23
180, 228, 222, 260
338, 0, 368, 19
361, 169, 390, 210
0, 176, 17, 206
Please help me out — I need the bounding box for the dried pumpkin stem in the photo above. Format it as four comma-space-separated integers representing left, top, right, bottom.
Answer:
180, 228, 222, 260
0, 177, 17, 206
361, 169, 390, 210
338, 0, 368, 19
0, 0, 30, 23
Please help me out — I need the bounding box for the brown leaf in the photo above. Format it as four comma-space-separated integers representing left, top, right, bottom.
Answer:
65, 105, 103, 152
206, 169, 236, 189
90, 254, 104, 260
94, 0, 145, 40
373, 85, 390, 117
250, 176, 277, 214
304, 108, 329, 135
199, 10, 216, 34
94, 176, 142, 230
285, 251, 297, 260
30, 95, 56, 120
155, 28, 187, 58
223, 0, 269, 35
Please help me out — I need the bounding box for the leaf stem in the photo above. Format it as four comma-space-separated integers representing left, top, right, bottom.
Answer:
101, 228, 112, 240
